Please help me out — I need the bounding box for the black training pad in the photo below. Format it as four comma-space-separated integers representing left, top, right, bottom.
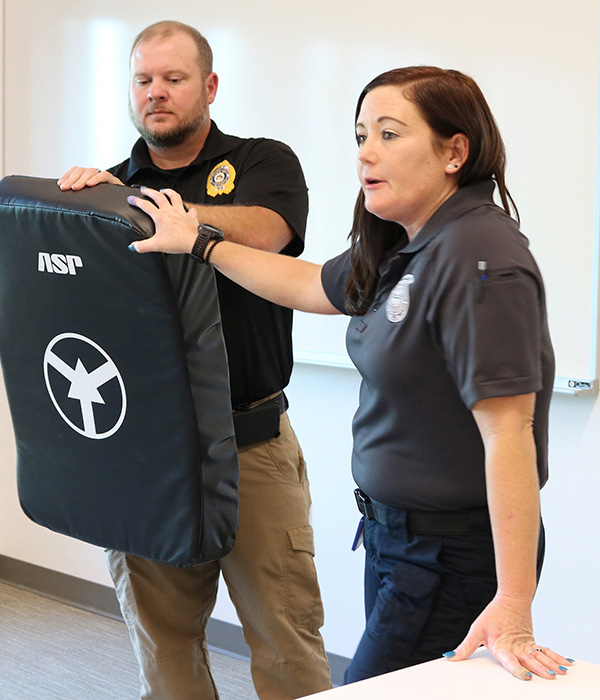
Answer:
0, 176, 238, 566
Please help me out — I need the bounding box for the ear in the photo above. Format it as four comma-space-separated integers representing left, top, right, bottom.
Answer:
445, 133, 470, 173
206, 72, 219, 105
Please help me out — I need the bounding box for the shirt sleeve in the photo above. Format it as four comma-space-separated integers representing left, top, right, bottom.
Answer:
228, 139, 309, 257
429, 230, 545, 409
321, 248, 352, 314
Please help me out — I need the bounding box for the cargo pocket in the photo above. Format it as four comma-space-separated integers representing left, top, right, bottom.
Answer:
285, 524, 324, 631
366, 559, 441, 656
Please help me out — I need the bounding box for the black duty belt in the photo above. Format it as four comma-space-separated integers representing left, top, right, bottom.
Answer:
354, 489, 491, 536
233, 392, 288, 448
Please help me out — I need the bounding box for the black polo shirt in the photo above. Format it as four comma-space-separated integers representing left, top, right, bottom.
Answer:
322, 180, 554, 510
109, 121, 308, 408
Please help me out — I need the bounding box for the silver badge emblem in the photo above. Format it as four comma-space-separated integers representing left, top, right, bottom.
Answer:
386, 274, 414, 323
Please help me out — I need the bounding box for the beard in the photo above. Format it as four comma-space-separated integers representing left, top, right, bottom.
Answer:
129, 102, 207, 149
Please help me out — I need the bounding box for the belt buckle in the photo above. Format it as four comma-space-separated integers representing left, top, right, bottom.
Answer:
354, 489, 374, 519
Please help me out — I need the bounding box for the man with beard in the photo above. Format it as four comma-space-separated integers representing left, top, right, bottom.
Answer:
58, 20, 331, 700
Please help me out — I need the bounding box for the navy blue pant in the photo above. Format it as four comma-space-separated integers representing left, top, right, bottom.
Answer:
344, 510, 545, 684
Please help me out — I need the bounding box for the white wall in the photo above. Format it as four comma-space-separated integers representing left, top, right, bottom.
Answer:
533, 392, 600, 663
1, 0, 600, 664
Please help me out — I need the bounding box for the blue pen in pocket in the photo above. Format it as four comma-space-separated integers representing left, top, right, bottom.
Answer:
476, 260, 488, 303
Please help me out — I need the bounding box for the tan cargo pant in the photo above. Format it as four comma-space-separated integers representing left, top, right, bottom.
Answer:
107, 412, 332, 700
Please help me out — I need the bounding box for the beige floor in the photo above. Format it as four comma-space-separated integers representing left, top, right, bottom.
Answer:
0, 581, 258, 700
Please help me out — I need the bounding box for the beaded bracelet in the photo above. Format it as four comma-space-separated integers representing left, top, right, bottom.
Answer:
204, 238, 224, 265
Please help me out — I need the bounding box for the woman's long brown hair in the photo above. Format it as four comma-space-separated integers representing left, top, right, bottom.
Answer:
345, 66, 517, 315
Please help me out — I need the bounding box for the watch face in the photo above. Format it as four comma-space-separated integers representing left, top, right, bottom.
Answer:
191, 223, 225, 262
200, 223, 223, 235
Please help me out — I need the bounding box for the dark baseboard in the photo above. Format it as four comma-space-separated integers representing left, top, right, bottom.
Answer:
0, 553, 122, 619
0, 554, 349, 685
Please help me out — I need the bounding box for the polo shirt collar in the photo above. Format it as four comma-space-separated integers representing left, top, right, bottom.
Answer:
377, 179, 496, 278
124, 121, 240, 181
399, 179, 496, 254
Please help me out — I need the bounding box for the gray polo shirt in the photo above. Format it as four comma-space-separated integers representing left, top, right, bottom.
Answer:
321, 180, 554, 510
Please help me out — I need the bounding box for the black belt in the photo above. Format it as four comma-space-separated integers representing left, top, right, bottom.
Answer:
233, 392, 288, 447
354, 489, 491, 536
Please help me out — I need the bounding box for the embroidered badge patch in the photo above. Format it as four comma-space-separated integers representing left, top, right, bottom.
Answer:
386, 274, 414, 323
206, 160, 236, 197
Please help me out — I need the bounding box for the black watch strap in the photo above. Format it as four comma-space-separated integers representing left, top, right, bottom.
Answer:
190, 223, 225, 263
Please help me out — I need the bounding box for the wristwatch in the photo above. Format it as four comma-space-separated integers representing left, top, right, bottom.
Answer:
190, 223, 225, 263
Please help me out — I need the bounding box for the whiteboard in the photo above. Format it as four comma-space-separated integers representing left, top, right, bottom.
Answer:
2, 0, 599, 392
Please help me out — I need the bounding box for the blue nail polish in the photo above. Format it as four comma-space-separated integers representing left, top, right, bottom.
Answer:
558, 666, 568, 672
128, 243, 137, 252
442, 651, 456, 658
566, 658, 575, 663
525, 672, 532, 678
547, 669, 556, 676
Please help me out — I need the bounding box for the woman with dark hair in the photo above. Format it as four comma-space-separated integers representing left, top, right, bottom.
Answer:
126, 66, 571, 683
